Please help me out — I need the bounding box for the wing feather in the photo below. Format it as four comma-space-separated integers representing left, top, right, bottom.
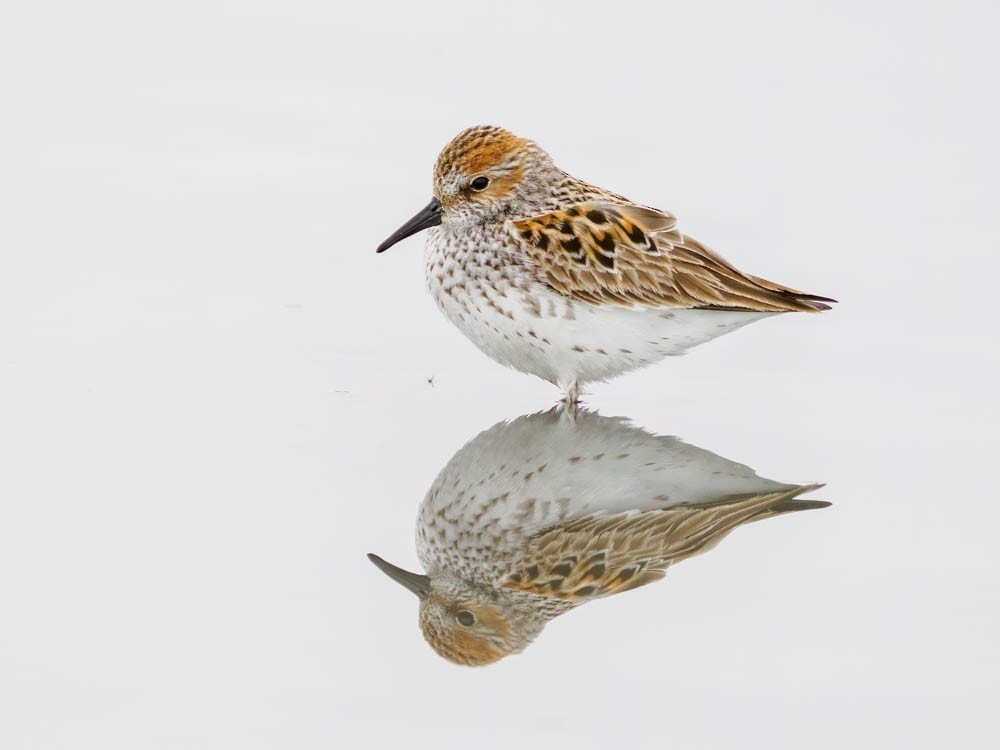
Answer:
502, 485, 828, 601
513, 203, 835, 312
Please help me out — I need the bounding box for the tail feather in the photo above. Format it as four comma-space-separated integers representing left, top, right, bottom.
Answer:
747, 274, 838, 312
749, 483, 831, 521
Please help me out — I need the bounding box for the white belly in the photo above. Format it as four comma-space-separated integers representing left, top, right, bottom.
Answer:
416, 409, 798, 582
425, 231, 773, 387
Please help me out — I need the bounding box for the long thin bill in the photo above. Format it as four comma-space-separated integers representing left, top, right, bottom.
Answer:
367, 553, 431, 599
375, 198, 442, 253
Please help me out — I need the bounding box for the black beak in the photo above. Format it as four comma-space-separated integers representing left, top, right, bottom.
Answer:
367, 553, 431, 600
376, 198, 442, 253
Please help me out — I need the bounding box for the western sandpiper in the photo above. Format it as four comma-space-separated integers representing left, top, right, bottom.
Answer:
377, 126, 835, 402
368, 407, 828, 665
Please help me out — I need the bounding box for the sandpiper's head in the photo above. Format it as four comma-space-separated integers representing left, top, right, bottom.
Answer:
431, 126, 558, 221
367, 553, 547, 666
376, 126, 559, 253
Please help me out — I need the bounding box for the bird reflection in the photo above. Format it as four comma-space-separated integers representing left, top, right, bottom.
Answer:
369, 408, 828, 666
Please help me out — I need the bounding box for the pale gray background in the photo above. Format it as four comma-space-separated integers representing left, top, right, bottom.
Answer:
1, 1, 997, 748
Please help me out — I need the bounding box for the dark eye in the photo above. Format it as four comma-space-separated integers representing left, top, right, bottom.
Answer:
456, 610, 476, 626
470, 176, 489, 191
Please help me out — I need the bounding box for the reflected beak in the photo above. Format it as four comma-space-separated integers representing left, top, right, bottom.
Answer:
375, 198, 443, 253
367, 553, 431, 599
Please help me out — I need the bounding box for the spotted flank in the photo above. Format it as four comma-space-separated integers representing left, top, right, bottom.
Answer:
503, 485, 827, 601
514, 203, 834, 312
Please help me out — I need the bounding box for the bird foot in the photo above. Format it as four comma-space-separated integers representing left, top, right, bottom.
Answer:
557, 383, 583, 419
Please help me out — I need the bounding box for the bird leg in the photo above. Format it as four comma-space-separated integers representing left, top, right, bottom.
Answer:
558, 381, 582, 417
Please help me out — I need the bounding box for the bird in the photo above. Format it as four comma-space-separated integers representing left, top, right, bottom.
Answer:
367, 407, 829, 666
376, 125, 835, 403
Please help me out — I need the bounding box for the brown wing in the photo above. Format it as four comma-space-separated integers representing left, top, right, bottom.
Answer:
502, 485, 828, 601
513, 203, 834, 311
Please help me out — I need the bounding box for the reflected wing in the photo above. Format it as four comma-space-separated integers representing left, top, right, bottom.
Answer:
503, 485, 827, 601
513, 203, 834, 311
